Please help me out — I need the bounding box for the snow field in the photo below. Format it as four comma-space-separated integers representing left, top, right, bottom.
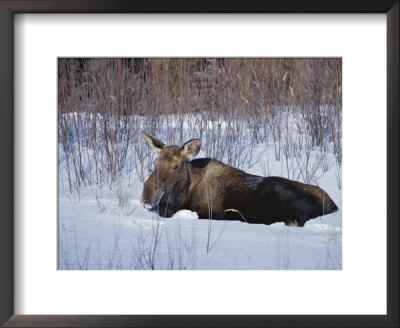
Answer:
59, 112, 341, 270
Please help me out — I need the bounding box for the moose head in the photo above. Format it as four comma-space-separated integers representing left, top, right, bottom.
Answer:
141, 132, 201, 217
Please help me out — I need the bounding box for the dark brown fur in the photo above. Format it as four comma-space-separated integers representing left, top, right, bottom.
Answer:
141, 133, 338, 227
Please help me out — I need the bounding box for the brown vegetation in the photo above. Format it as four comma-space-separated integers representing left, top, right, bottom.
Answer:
58, 58, 342, 195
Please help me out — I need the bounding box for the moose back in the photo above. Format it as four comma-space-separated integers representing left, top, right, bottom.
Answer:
141, 132, 338, 227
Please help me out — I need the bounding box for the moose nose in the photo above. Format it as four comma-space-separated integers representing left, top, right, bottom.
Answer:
140, 195, 151, 208
141, 187, 153, 206
140, 193, 148, 204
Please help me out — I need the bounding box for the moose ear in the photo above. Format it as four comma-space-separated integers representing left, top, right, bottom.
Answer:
181, 139, 201, 159
142, 132, 165, 153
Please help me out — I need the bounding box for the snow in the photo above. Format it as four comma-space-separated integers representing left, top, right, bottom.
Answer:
58, 113, 342, 270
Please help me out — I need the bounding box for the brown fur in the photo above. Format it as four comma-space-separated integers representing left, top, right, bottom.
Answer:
141, 133, 338, 227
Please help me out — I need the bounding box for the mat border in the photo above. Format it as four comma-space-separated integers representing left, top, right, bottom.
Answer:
0, 1, 398, 327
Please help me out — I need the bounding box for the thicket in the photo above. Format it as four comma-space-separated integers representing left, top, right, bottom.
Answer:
58, 58, 342, 192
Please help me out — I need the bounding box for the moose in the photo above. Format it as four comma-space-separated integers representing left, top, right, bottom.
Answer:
141, 132, 338, 227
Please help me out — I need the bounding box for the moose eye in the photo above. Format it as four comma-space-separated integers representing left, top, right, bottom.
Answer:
172, 164, 179, 170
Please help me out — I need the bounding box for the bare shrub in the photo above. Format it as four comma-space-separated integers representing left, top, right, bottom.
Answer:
58, 58, 342, 199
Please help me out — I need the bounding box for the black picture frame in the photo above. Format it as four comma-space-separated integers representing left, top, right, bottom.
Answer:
0, 1, 398, 327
